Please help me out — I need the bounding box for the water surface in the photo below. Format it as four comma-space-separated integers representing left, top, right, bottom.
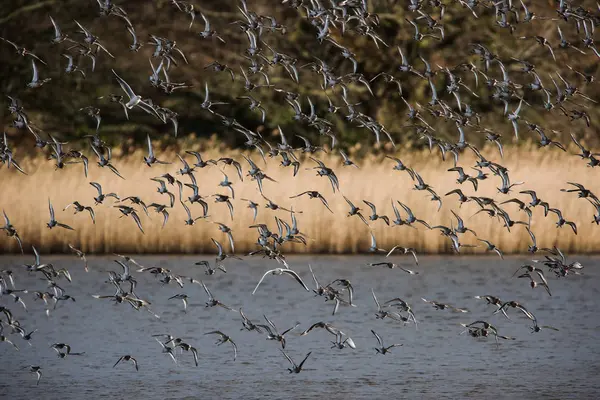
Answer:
0, 255, 598, 400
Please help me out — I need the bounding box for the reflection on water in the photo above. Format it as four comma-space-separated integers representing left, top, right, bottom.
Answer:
0, 255, 599, 400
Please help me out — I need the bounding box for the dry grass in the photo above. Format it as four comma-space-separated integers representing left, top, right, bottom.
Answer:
0, 142, 597, 254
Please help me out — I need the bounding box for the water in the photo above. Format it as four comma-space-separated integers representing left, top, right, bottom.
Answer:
0, 255, 599, 400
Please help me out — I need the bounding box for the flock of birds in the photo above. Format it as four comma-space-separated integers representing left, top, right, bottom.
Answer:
0, 0, 598, 386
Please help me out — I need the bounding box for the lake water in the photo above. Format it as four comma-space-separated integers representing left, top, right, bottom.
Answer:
0, 255, 599, 400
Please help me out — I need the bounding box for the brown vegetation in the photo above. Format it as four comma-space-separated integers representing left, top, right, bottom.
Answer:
1, 142, 596, 254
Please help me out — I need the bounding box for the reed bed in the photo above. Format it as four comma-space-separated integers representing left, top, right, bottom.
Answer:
0, 143, 597, 254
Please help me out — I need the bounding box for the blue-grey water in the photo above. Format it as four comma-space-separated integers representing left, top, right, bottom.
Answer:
0, 255, 599, 400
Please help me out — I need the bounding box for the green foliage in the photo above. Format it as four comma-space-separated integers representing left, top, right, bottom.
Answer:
0, 0, 599, 153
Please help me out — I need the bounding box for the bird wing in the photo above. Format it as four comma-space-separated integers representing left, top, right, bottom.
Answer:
308, 264, 320, 289
226, 232, 235, 253
297, 352, 311, 369
131, 211, 144, 234
343, 195, 355, 209
252, 269, 275, 295
112, 69, 136, 99
201, 281, 213, 300
2, 210, 9, 227
89, 182, 102, 196
113, 356, 124, 368
371, 289, 381, 310
212, 238, 224, 257
371, 330, 383, 347
230, 340, 237, 361
407, 248, 419, 265
280, 349, 294, 367
48, 199, 55, 220
283, 269, 309, 291
146, 134, 154, 158
263, 314, 278, 333
181, 201, 192, 220
31, 59, 39, 82
363, 200, 376, 214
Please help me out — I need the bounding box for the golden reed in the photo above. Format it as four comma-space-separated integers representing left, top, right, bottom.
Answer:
0, 142, 596, 254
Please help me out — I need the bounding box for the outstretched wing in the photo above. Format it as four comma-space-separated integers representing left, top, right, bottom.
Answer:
283, 269, 309, 291
252, 269, 275, 295
371, 329, 383, 347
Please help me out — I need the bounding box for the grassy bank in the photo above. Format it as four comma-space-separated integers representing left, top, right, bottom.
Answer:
0, 143, 596, 255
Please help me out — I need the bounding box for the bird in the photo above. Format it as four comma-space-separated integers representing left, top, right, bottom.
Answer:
147, 203, 170, 228
113, 355, 139, 371
339, 150, 359, 168
205, 61, 235, 81
290, 191, 332, 213
67, 244, 88, 271
210, 222, 234, 252
217, 157, 244, 182
155, 338, 178, 365
62, 54, 86, 78
168, 294, 189, 312
204, 331, 237, 361
181, 201, 203, 226
363, 200, 390, 226
213, 194, 235, 220
1, 210, 23, 253
196, 260, 226, 275
548, 208, 578, 234
386, 156, 415, 179
198, 12, 226, 43
530, 322, 560, 333
477, 239, 504, 259
0, 335, 19, 351
372, 289, 404, 322
144, 134, 171, 167
90, 145, 125, 179
48, 15, 69, 44
51, 342, 85, 357
239, 308, 263, 333
560, 182, 598, 201
367, 232, 386, 253
27, 59, 51, 88
343, 196, 368, 225
201, 280, 235, 311
460, 321, 514, 344
386, 245, 419, 265
309, 157, 339, 193
212, 238, 241, 264
422, 298, 468, 312
114, 205, 144, 234
372, 330, 402, 355
258, 315, 299, 349
218, 171, 235, 199
518, 271, 552, 296
112, 69, 159, 117
25, 366, 42, 385
90, 182, 120, 205
202, 82, 229, 114
252, 268, 310, 295
280, 349, 311, 373
151, 178, 175, 207
126, 25, 142, 51
368, 260, 418, 274
300, 321, 345, 340
494, 301, 536, 321
47, 199, 74, 231
63, 201, 95, 223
